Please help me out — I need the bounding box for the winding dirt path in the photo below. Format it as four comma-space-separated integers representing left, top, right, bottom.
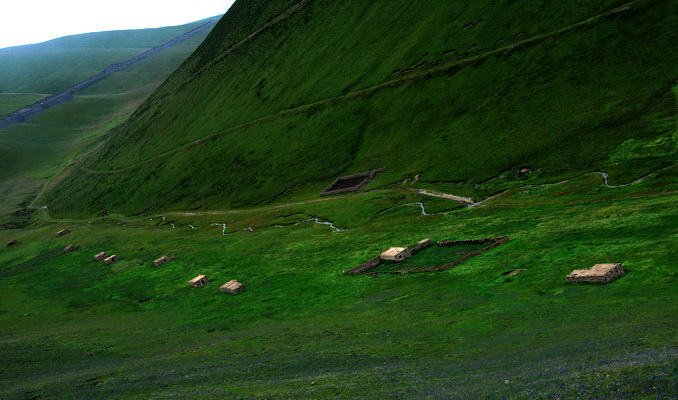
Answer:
37, 165, 673, 226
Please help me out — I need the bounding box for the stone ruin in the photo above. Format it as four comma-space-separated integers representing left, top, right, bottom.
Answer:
56, 229, 70, 237
566, 263, 625, 284
220, 280, 245, 295
6, 239, 18, 247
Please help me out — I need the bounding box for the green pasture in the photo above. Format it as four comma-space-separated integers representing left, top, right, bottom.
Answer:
1, 174, 676, 398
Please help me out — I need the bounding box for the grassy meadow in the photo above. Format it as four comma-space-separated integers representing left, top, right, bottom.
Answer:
0, 0, 675, 398
1, 171, 676, 398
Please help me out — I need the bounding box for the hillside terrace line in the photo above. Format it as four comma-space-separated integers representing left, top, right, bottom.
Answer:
34, 166, 675, 225
77, 0, 643, 175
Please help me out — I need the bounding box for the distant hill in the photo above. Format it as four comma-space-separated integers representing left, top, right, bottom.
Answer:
0, 17, 217, 96
0, 17, 218, 217
45, 0, 677, 217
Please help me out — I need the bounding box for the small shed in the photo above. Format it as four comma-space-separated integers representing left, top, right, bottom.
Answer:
6, 239, 18, 247
64, 244, 76, 253
380, 247, 412, 262
188, 275, 209, 287
220, 280, 244, 295
566, 263, 625, 284
104, 255, 119, 266
505, 268, 527, 276
154, 256, 172, 267
418, 238, 434, 247
56, 229, 70, 237
94, 252, 107, 261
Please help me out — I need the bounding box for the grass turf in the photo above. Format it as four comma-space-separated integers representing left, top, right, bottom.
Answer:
1, 173, 676, 398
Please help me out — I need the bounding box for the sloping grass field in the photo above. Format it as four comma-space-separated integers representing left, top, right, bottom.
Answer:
0, 0, 675, 397
1, 171, 676, 398
43, 0, 677, 218
0, 18, 217, 222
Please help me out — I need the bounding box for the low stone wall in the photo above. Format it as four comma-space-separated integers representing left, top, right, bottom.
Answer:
438, 237, 508, 246
344, 256, 383, 275
409, 239, 435, 255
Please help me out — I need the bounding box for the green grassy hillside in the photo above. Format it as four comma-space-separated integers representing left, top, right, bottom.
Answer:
1, 170, 676, 398
1, 0, 676, 398
0, 17, 217, 97
0, 18, 217, 221
43, 0, 677, 217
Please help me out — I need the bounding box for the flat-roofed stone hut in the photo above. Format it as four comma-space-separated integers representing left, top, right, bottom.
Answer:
154, 256, 172, 267
566, 263, 625, 284
188, 275, 210, 287
380, 247, 412, 262
94, 252, 107, 261
63, 244, 76, 253
104, 255, 119, 266
220, 280, 244, 295
56, 229, 70, 237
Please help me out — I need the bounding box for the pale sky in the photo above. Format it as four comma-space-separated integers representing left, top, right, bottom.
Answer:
0, 0, 236, 49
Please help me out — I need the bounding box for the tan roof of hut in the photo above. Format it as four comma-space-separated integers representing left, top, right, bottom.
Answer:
220, 280, 244, 295
380, 247, 412, 262
506, 268, 527, 276
94, 252, 107, 261
63, 244, 76, 253
566, 263, 625, 284
104, 255, 119, 265
188, 275, 210, 287
56, 229, 70, 237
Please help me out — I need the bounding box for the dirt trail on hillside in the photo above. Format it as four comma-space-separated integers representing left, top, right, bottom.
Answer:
36, 165, 673, 228
0, 19, 218, 129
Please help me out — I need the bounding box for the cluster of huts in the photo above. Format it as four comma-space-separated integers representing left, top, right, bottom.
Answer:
5, 227, 626, 287
4, 228, 246, 295
188, 275, 245, 294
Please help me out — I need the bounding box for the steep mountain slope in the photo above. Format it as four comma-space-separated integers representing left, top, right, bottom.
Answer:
46, 0, 676, 218
0, 18, 218, 219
